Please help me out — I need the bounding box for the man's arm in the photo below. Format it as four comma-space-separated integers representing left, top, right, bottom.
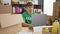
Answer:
22, 23, 31, 27
22, 23, 33, 31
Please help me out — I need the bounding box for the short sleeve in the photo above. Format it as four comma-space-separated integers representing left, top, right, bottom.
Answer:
22, 13, 26, 23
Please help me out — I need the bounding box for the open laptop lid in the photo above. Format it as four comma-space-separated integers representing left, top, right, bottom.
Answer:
32, 14, 47, 27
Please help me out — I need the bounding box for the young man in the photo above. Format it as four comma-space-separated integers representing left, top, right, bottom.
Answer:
22, 2, 35, 27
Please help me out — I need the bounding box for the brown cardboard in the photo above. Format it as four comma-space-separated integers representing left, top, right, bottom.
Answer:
53, 2, 60, 19
32, 32, 42, 34
42, 28, 49, 34
0, 0, 1, 3
0, 14, 24, 28
11, 33, 18, 34
0, 24, 21, 34
32, 29, 49, 34
12, 2, 19, 4
32, 32, 49, 34
0, 5, 12, 14
12, 0, 19, 4
12, 0, 19, 2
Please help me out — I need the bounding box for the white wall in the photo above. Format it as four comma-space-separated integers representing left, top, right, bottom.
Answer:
29, 0, 38, 5
2, 0, 11, 5
44, 0, 56, 16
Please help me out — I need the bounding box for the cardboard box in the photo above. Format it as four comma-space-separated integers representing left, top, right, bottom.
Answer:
0, 14, 23, 34
0, 0, 1, 3
0, 5, 12, 14
12, 0, 19, 2
53, 2, 60, 19
0, 14, 24, 28
12, 2, 19, 4
32, 28, 49, 34
0, 24, 21, 34
12, 0, 19, 4
32, 31, 49, 34
33, 29, 49, 34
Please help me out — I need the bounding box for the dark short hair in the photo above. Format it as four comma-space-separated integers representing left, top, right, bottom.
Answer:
26, 2, 33, 7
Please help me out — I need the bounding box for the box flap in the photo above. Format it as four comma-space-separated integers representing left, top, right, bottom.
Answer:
0, 14, 24, 28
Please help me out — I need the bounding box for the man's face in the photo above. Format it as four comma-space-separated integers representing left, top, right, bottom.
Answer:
26, 6, 33, 12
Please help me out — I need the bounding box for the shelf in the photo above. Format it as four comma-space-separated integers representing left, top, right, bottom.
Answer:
12, 4, 41, 9
12, 4, 41, 14
34, 5, 41, 9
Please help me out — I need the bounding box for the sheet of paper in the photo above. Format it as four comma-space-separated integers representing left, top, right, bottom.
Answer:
33, 26, 43, 32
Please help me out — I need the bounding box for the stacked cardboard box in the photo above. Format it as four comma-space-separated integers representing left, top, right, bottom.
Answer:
0, 0, 24, 34
12, 0, 19, 4
0, 0, 1, 3
0, 5, 12, 14
53, 2, 60, 19
44, 2, 60, 24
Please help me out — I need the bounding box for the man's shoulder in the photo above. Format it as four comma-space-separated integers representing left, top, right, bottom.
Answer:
22, 12, 27, 16
22, 12, 25, 14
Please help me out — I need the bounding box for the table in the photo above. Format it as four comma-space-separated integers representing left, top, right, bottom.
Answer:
17, 27, 50, 34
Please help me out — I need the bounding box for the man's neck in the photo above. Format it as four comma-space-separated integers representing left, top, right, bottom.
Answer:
27, 11, 32, 14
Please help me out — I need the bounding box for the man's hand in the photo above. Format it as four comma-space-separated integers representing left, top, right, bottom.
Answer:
22, 23, 28, 27
22, 23, 32, 27
28, 24, 33, 31
22, 23, 33, 31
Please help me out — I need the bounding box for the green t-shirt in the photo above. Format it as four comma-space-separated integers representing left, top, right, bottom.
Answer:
22, 11, 35, 24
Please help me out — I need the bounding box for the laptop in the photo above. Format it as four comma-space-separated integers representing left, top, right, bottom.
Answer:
31, 14, 49, 32
32, 14, 47, 27
31, 14, 53, 32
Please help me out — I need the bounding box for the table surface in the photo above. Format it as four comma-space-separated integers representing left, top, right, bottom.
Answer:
16, 27, 49, 34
